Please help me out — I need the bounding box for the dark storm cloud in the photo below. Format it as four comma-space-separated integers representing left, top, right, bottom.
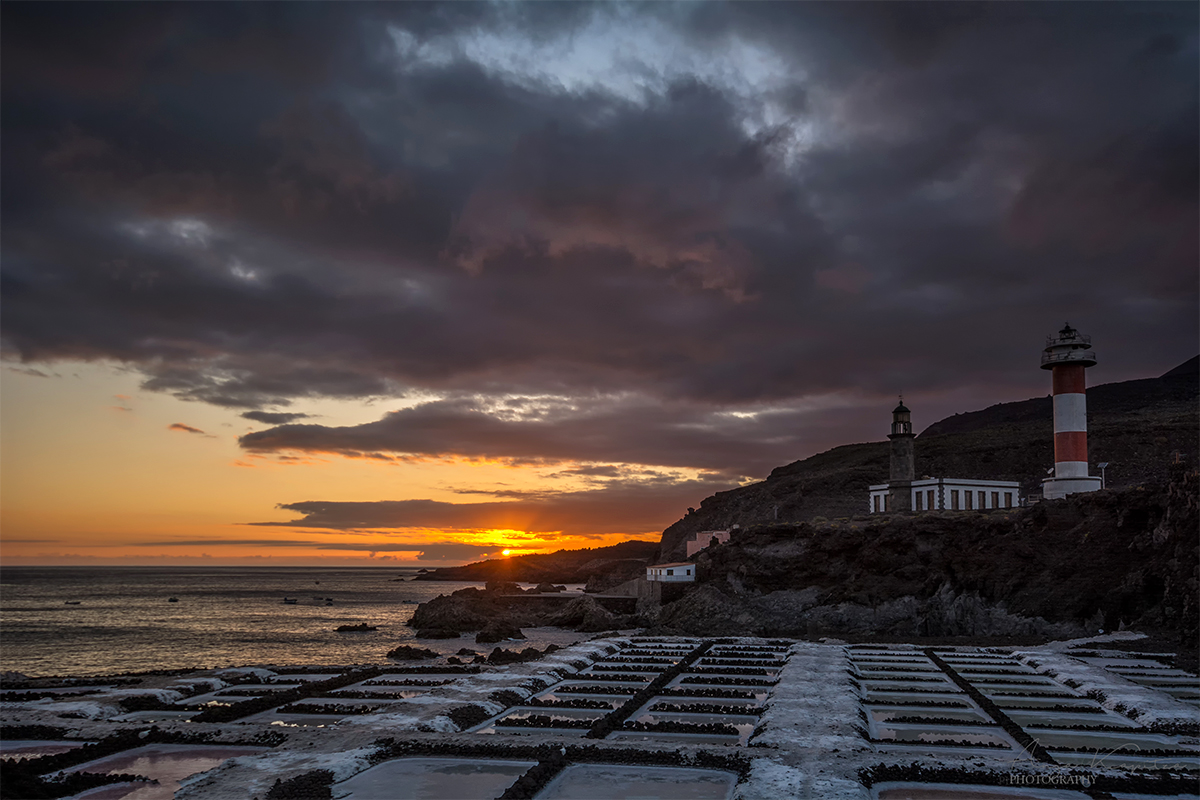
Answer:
251, 474, 732, 536
2, 3, 1196, 478
238, 394, 883, 477
242, 410, 313, 425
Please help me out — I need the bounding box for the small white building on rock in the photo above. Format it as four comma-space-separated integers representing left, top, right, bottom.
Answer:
869, 477, 1020, 513
646, 562, 696, 582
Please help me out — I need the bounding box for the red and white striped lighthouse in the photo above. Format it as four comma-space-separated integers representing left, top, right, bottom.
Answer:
1040, 323, 1103, 499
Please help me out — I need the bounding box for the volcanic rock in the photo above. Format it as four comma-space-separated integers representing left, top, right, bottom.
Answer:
385, 645, 439, 660
653, 585, 760, 636
475, 622, 525, 644
546, 595, 623, 632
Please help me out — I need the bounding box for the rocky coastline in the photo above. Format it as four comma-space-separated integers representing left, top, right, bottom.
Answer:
405, 469, 1197, 665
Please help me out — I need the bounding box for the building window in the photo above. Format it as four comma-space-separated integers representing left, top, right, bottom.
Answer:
686, 569, 692, 576
927, 490, 935, 510
1004, 492, 1013, 508
992, 491, 999, 508
951, 490, 959, 510
667, 569, 674, 576
915, 492, 923, 511
873, 496, 879, 513
965, 491, 973, 510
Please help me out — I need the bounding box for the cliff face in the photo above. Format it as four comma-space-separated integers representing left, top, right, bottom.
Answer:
653, 468, 1198, 641
658, 360, 1198, 561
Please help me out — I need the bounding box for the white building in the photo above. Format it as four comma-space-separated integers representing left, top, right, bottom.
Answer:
646, 562, 696, 582
869, 478, 1021, 514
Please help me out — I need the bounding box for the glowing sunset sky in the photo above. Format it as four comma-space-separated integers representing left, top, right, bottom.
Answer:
2, 3, 1196, 565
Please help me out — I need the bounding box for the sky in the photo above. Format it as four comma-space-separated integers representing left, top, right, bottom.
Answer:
2, 2, 1197, 566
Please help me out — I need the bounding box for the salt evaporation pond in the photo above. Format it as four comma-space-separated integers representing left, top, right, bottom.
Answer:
1051, 751, 1200, 770
57, 744, 267, 800
989, 695, 1097, 710
869, 706, 991, 723
534, 764, 736, 800
478, 706, 607, 735
873, 782, 1092, 799
335, 758, 536, 800
1021, 728, 1189, 751
1003, 709, 1140, 728
871, 723, 1014, 748
0, 739, 90, 759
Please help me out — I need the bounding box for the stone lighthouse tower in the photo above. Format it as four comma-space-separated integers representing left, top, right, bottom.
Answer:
1041, 324, 1103, 499
887, 398, 916, 511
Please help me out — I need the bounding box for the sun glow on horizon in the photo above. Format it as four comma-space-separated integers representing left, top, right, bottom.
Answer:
0, 362, 674, 566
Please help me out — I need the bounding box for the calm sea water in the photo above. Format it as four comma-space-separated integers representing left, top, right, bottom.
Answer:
0, 567, 584, 677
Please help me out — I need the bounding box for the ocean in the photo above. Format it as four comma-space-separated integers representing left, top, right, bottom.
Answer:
0, 567, 586, 677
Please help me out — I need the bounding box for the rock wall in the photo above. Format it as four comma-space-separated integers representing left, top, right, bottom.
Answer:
653, 470, 1198, 640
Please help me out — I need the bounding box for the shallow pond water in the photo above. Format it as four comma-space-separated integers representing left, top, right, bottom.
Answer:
329, 686, 431, 699
180, 690, 269, 706
979, 685, 1077, 696
1023, 728, 1189, 751
1004, 709, 1140, 729
266, 673, 340, 682
531, 691, 626, 708
335, 757, 536, 799
868, 706, 990, 723
242, 711, 338, 726
990, 696, 1099, 710
0, 739, 91, 759
109, 710, 195, 724
551, 681, 639, 695
860, 680, 959, 694
873, 781, 1090, 799
474, 706, 606, 736
871, 723, 1012, 748
534, 764, 736, 800
863, 691, 970, 706
624, 712, 756, 744
1050, 751, 1200, 770
58, 744, 266, 800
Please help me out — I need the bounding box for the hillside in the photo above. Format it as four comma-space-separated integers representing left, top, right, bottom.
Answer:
413, 539, 659, 585
659, 358, 1198, 561
652, 466, 1198, 645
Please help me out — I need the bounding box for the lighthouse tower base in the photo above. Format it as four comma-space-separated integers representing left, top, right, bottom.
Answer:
1042, 475, 1102, 500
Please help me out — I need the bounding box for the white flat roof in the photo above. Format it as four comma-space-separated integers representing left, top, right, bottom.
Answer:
871, 478, 1021, 490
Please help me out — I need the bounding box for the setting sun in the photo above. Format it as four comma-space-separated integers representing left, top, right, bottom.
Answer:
502, 549, 512, 556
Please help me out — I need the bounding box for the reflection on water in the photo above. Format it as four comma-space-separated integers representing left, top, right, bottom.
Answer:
0, 567, 583, 675
537, 764, 736, 800
872, 725, 1010, 748
0, 740, 90, 759
336, 757, 535, 799
61, 744, 267, 800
